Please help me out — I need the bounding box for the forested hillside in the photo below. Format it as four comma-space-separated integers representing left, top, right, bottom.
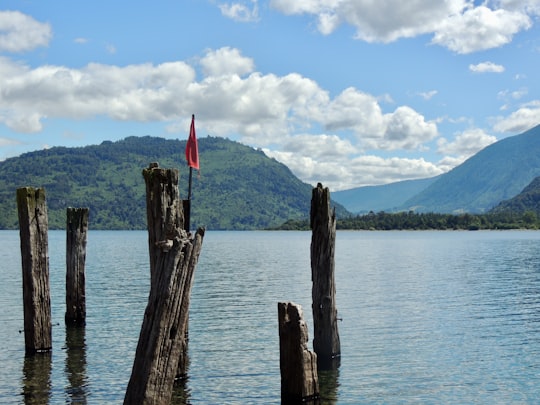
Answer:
490, 176, 540, 217
0, 136, 335, 230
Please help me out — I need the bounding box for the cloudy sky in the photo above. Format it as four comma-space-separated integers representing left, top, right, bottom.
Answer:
1, 1, 539, 191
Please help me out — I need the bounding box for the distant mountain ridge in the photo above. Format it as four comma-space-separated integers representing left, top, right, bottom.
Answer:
333, 124, 540, 214
403, 124, 540, 213
333, 176, 439, 214
0, 136, 346, 230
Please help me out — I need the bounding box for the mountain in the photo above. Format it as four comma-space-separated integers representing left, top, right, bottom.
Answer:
0, 136, 346, 230
489, 176, 540, 216
332, 176, 439, 214
402, 124, 540, 213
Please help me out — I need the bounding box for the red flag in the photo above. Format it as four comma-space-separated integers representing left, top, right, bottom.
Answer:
185, 114, 199, 170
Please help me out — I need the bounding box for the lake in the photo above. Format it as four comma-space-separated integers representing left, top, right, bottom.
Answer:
1, 230, 540, 404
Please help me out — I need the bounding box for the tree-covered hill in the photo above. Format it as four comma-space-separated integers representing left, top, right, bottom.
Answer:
489, 176, 540, 217
0, 136, 341, 230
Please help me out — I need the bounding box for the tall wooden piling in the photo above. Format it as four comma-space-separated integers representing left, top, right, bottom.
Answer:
65, 207, 89, 324
16, 187, 52, 354
124, 163, 205, 405
278, 301, 319, 403
310, 183, 341, 369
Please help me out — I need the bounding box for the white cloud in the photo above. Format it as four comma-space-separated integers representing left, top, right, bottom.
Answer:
498, 87, 528, 101
281, 134, 358, 159
0, 58, 197, 132
469, 61, 505, 73
493, 100, 540, 133
433, 6, 531, 53
0, 44, 447, 189
269, 1, 535, 53
266, 147, 444, 190
382, 106, 438, 150
0, 48, 440, 160
437, 128, 497, 157
418, 90, 438, 100
321, 88, 438, 151
0, 11, 52, 53
199, 47, 255, 77
271, 0, 460, 42
219, 1, 259, 22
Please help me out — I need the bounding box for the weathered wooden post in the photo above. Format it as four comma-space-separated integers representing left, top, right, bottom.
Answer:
16, 187, 52, 354
278, 301, 319, 403
124, 163, 205, 405
310, 183, 341, 369
65, 207, 89, 324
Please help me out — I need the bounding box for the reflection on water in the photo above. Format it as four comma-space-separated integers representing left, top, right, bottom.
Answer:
319, 368, 340, 405
64, 325, 88, 404
22, 353, 51, 405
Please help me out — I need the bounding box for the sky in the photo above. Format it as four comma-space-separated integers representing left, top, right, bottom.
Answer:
1, 1, 540, 191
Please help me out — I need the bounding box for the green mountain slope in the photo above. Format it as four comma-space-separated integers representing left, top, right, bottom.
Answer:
402, 124, 540, 213
0, 136, 336, 230
490, 176, 540, 216
332, 176, 439, 213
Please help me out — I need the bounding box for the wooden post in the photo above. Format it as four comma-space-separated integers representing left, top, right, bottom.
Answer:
65, 207, 89, 324
278, 301, 319, 403
16, 187, 52, 354
310, 183, 341, 369
124, 163, 205, 405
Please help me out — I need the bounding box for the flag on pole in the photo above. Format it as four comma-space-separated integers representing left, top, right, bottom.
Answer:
185, 114, 199, 170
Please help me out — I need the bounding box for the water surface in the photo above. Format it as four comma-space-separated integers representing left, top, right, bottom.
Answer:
1, 230, 540, 403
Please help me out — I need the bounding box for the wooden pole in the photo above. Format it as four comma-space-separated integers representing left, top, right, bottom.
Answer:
183, 199, 191, 233
278, 301, 319, 403
16, 187, 52, 354
124, 162, 205, 405
65, 207, 89, 324
184, 167, 193, 232
310, 183, 341, 369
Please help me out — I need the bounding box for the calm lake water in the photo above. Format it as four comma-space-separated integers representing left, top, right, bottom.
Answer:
1, 230, 540, 404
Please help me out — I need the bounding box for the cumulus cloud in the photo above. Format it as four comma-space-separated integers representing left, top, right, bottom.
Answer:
0, 47, 439, 157
322, 88, 438, 151
493, 100, 540, 133
219, 1, 259, 22
437, 128, 497, 158
0, 11, 52, 52
432, 6, 531, 53
269, 0, 535, 53
0, 43, 448, 189
0, 58, 197, 132
200, 47, 255, 77
469, 61, 505, 73
266, 148, 444, 190
281, 134, 358, 159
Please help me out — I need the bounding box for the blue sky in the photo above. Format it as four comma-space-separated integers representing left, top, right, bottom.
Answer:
1, 1, 539, 191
